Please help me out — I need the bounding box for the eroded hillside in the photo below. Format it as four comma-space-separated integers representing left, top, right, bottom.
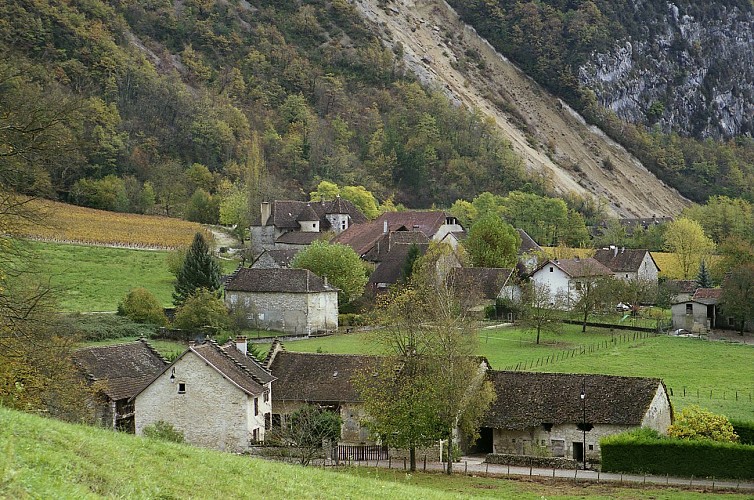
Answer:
354, 0, 690, 217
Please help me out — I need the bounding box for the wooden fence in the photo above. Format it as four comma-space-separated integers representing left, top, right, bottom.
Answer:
332, 444, 388, 462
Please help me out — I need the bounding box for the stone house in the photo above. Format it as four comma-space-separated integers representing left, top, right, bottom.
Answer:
224, 268, 339, 335
671, 287, 723, 333
73, 339, 168, 432
529, 257, 613, 308
134, 337, 275, 452
517, 229, 544, 271
665, 279, 698, 304
265, 340, 381, 444
250, 198, 367, 253
592, 247, 660, 284
480, 371, 672, 463
250, 249, 300, 269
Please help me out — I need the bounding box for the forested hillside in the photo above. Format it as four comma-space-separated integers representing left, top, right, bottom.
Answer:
448, 0, 754, 203
0, 0, 538, 216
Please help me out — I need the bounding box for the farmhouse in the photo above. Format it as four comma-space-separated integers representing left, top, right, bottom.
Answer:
480, 371, 672, 463
134, 337, 275, 452
671, 287, 723, 333
225, 268, 339, 335
529, 257, 613, 308
73, 339, 167, 432
448, 267, 520, 314
265, 340, 380, 444
592, 247, 660, 284
250, 198, 367, 252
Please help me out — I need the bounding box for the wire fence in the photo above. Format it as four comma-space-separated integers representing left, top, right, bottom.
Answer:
666, 386, 753, 403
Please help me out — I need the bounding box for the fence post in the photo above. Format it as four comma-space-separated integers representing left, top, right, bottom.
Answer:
424, 455, 427, 471
465, 461, 468, 474
485, 462, 488, 476
404, 457, 406, 470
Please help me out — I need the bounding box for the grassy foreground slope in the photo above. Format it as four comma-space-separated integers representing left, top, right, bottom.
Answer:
0, 407, 453, 499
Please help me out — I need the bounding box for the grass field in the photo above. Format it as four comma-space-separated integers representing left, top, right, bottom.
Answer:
21, 240, 238, 312
1, 406, 747, 499
272, 325, 754, 421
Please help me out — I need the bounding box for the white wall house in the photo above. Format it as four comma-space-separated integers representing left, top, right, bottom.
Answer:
134, 338, 275, 453
225, 268, 339, 335
530, 258, 612, 308
480, 372, 673, 463
593, 248, 660, 284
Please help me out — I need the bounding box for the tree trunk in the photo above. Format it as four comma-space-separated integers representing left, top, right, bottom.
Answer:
410, 446, 416, 472
446, 433, 453, 475
582, 310, 588, 332
536, 325, 541, 344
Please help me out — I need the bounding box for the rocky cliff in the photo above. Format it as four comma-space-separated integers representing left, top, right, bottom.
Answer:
579, 1, 754, 139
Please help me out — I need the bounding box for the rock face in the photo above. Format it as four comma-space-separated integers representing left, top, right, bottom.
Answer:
579, 1, 754, 139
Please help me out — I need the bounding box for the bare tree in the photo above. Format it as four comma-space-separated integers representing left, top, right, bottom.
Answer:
518, 281, 564, 344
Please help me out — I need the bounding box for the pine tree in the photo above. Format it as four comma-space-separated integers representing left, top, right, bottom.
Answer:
696, 259, 713, 288
173, 232, 222, 306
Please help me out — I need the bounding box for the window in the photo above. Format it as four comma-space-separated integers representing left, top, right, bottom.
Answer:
252, 428, 259, 442
177, 383, 186, 394
588, 445, 594, 451
574, 282, 582, 291
341, 220, 347, 230
254, 397, 259, 416
625, 274, 629, 278
686, 303, 693, 314
549, 267, 554, 272
271, 414, 282, 428
263, 389, 269, 403
265, 413, 271, 431
312, 223, 316, 229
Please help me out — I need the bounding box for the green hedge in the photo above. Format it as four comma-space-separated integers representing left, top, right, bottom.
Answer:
732, 420, 754, 445
601, 430, 754, 479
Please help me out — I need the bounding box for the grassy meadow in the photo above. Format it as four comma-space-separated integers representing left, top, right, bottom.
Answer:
1, 406, 748, 499
19, 240, 237, 312
271, 325, 754, 421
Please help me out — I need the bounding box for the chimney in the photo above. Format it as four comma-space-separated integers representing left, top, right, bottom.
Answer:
613, 246, 618, 257
260, 202, 271, 226
621, 247, 625, 254
235, 336, 248, 355
383, 219, 388, 234
323, 276, 329, 288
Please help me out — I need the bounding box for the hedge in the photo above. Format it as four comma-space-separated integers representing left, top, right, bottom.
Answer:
732, 420, 754, 445
601, 431, 754, 479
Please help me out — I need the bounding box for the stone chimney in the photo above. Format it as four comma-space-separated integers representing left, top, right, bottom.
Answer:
383, 219, 388, 234
261, 202, 271, 226
235, 335, 248, 355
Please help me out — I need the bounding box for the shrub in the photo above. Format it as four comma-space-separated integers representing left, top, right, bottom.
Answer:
117, 288, 167, 326
732, 420, 754, 445
173, 288, 228, 332
668, 405, 738, 442
143, 421, 185, 443
63, 313, 156, 341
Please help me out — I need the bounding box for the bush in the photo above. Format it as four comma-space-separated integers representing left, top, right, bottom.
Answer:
732, 420, 754, 445
601, 428, 754, 479
173, 288, 229, 332
668, 405, 738, 442
338, 313, 364, 327
117, 288, 167, 326
63, 313, 156, 341
143, 421, 185, 443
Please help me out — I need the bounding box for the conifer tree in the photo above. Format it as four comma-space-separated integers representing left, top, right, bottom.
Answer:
173, 232, 222, 306
696, 259, 713, 288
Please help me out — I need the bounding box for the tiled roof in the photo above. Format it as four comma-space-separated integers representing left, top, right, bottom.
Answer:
266, 249, 300, 267
369, 243, 429, 286
297, 203, 319, 222
225, 268, 338, 293
449, 267, 513, 300
666, 280, 697, 294
517, 229, 542, 254
74, 339, 168, 401
593, 248, 658, 273
692, 287, 722, 305
219, 341, 276, 385
252, 199, 367, 228
275, 231, 322, 245
540, 258, 612, 278
191, 341, 267, 396
268, 351, 382, 403
484, 371, 666, 429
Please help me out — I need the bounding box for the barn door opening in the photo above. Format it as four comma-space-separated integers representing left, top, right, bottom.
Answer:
572, 441, 584, 462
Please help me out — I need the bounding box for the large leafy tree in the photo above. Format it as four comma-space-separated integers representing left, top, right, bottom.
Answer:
663, 218, 715, 279
720, 264, 754, 335
463, 213, 520, 268
291, 241, 368, 305
172, 232, 222, 306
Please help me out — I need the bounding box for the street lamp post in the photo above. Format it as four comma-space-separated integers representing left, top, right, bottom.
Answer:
580, 378, 586, 470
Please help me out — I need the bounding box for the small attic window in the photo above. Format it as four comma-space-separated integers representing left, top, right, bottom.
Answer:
178, 383, 186, 394
549, 267, 554, 272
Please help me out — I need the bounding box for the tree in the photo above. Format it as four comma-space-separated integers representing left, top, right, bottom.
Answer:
463, 214, 520, 268
117, 288, 167, 326
696, 260, 713, 288
284, 404, 342, 466
663, 218, 715, 279
291, 241, 368, 305
172, 232, 222, 306
570, 263, 616, 332
713, 237, 754, 283
401, 243, 421, 283
668, 405, 738, 442
518, 281, 563, 344
173, 288, 229, 332
218, 184, 250, 243
185, 188, 219, 224
340, 185, 380, 219
720, 264, 754, 335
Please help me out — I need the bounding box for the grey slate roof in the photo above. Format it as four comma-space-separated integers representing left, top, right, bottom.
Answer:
593, 248, 659, 273
275, 231, 322, 245
667, 280, 698, 294
517, 229, 542, 254
253, 249, 300, 268
190, 341, 267, 396
225, 268, 338, 293
449, 267, 514, 300
268, 350, 382, 403
74, 339, 168, 401
369, 242, 429, 286
484, 371, 666, 429
252, 199, 367, 229
220, 341, 276, 385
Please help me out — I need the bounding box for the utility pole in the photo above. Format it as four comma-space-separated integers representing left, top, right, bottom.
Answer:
581, 378, 587, 470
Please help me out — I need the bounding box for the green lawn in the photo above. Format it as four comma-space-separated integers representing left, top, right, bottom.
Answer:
1, 406, 747, 499
20, 240, 237, 312
273, 325, 754, 421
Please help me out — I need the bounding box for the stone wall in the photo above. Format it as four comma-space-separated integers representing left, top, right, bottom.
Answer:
486, 453, 579, 469
227, 290, 337, 335
641, 385, 673, 433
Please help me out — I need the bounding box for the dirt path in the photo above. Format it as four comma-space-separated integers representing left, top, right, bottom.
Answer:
354, 0, 691, 217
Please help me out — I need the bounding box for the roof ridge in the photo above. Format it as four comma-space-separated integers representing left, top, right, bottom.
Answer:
138, 337, 169, 365
213, 341, 268, 386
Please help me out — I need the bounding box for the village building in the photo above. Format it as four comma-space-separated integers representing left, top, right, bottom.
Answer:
250, 198, 367, 253
250, 248, 300, 269
224, 268, 339, 335
592, 247, 660, 284
480, 371, 672, 463
665, 279, 698, 304
529, 257, 613, 308
448, 267, 521, 315
671, 287, 723, 333
73, 339, 168, 432
134, 337, 275, 453
517, 229, 543, 271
